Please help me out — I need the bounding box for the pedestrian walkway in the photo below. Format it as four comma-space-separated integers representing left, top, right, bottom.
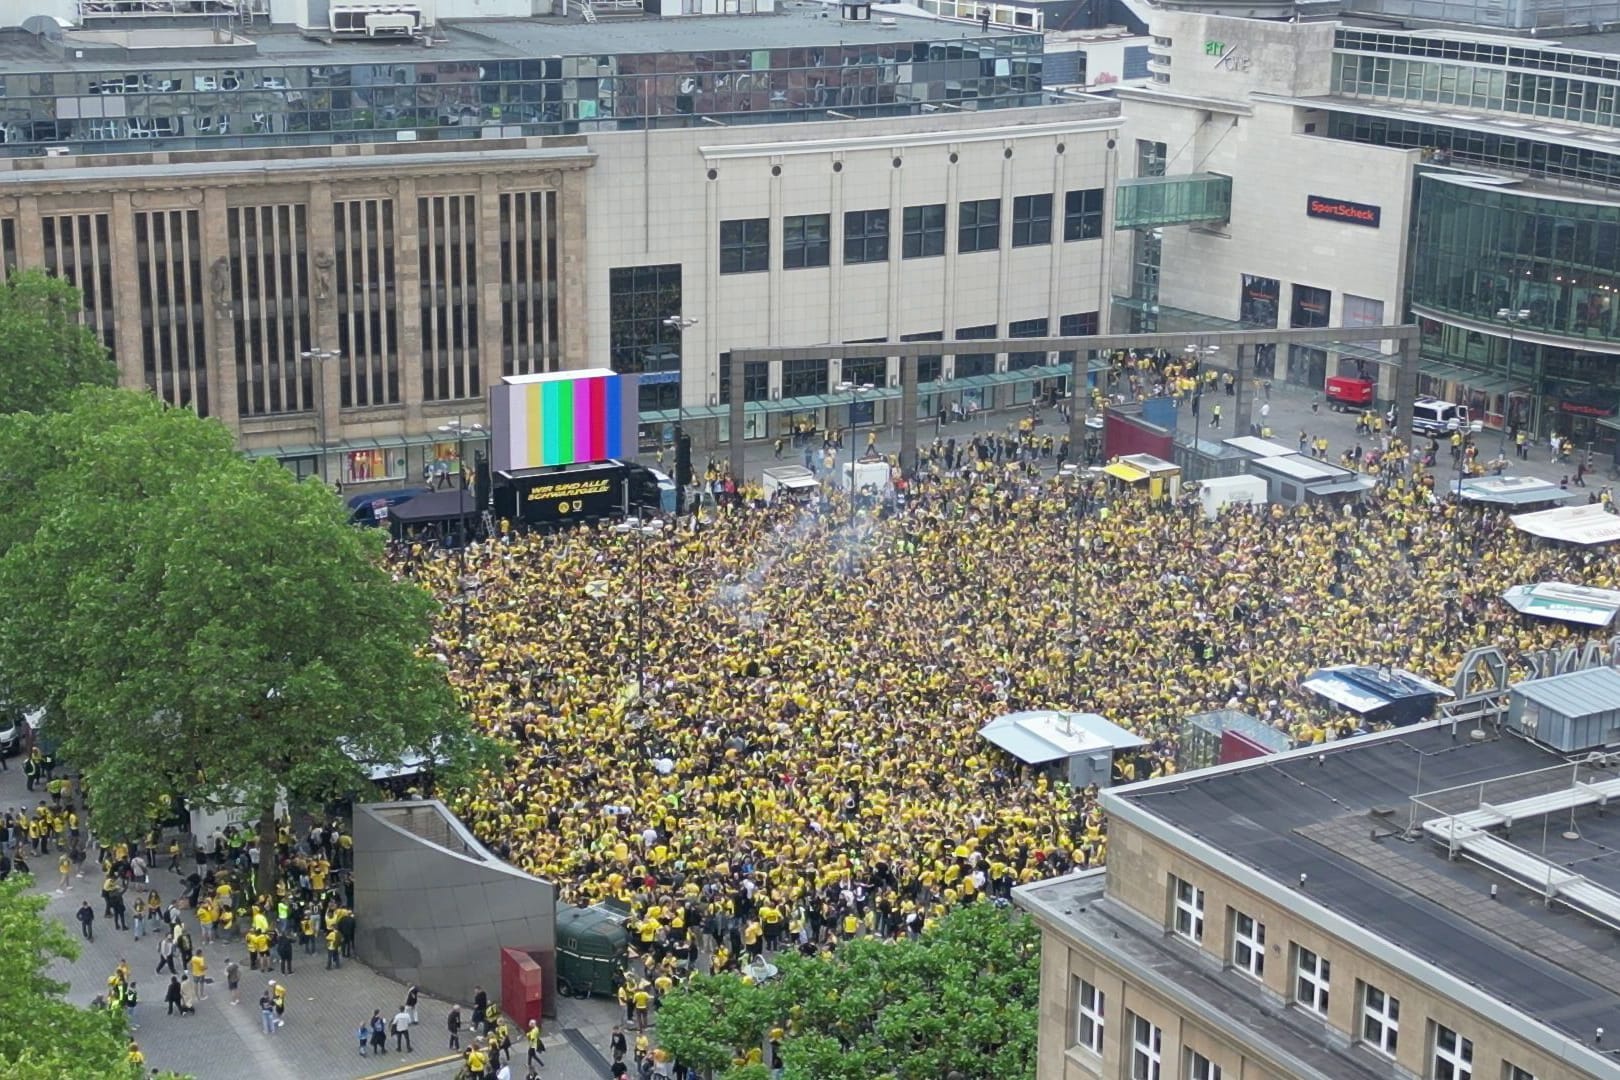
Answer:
0, 762, 619, 1080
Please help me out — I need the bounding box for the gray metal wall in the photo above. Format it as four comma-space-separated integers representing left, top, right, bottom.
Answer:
352, 800, 557, 1015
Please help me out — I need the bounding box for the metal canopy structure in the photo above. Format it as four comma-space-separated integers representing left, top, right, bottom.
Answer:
725, 323, 1421, 479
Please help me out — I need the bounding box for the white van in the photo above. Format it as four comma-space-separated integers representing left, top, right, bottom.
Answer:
1411, 397, 1470, 438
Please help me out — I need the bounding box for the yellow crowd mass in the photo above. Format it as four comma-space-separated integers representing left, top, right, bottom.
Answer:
402, 472, 1611, 931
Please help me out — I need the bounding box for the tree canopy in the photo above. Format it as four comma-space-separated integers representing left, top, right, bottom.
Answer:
0, 270, 117, 416
0, 874, 183, 1080
656, 904, 1041, 1080
0, 388, 482, 890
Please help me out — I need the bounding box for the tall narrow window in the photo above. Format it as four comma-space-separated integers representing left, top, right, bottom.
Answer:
1071, 978, 1104, 1054
1359, 983, 1399, 1057
1231, 912, 1265, 978
1431, 1024, 1472, 1080
1172, 877, 1205, 943
1294, 946, 1331, 1016
1129, 1015, 1162, 1080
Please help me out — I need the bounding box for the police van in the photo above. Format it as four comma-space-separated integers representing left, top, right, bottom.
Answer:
1410, 397, 1470, 438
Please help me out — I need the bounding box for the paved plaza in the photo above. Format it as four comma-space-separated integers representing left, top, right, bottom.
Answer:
1, 762, 624, 1080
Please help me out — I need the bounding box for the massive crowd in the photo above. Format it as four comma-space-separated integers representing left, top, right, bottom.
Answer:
399, 460, 1613, 970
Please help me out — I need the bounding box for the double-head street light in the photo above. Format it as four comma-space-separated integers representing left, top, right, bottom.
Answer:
1495, 307, 1531, 454
836, 380, 874, 525
299, 348, 341, 484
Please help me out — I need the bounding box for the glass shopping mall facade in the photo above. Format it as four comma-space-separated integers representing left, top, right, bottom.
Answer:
1326, 26, 1620, 447
0, 19, 1042, 156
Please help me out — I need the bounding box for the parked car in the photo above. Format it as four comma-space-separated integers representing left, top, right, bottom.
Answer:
0, 706, 43, 757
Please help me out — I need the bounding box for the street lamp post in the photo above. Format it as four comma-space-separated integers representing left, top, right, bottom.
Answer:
836, 380, 874, 526
661, 314, 699, 504
613, 513, 664, 700
1495, 307, 1530, 455
299, 348, 341, 484
437, 418, 485, 580
1181, 343, 1219, 476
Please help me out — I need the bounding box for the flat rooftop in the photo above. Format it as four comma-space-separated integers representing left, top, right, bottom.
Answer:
0, 3, 1030, 72
1114, 723, 1620, 1053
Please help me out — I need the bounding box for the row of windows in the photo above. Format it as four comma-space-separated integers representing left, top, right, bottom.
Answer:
715, 314, 1098, 401
1335, 29, 1620, 83
1333, 54, 1620, 130
1149, 876, 1540, 1080
718, 190, 1103, 274
1322, 112, 1620, 192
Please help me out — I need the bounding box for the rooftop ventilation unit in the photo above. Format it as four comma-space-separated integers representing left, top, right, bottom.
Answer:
329, 3, 424, 37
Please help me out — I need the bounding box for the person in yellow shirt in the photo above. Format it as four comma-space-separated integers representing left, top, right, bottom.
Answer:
126, 1041, 145, 1067
189, 952, 208, 1000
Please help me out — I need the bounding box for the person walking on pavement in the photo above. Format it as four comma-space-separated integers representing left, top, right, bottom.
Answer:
165, 976, 183, 1016
77, 900, 95, 940
156, 935, 177, 975
448, 1005, 463, 1050
406, 983, 420, 1025
259, 990, 276, 1035
227, 958, 241, 1005
392, 1005, 414, 1052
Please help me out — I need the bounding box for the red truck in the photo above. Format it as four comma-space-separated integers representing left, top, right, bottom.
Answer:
1325, 375, 1376, 412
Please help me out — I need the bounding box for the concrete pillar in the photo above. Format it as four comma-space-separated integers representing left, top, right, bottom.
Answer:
308, 183, 341, 475
108, 193, 144, 392
557, 170, 589, 371
395, 179, 425, 427
1393, 334, 1419, 439
900, 353, 918, 476
728, 350, 746, 481
200, 187, 240, 435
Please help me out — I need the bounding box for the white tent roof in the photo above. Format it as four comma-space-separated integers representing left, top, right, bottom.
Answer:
1502, 582, 1620, 627
978, 710, 1144, 765
1511, 504, 1620, 546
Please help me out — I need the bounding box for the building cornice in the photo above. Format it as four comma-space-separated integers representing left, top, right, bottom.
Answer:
699, 116, 1122, 161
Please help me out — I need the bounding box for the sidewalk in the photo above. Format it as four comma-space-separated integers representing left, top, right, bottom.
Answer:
683, 380, 1608, 491
0, 761, 619, 1080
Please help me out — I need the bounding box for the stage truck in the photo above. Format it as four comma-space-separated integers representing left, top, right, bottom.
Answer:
491, 460, 673, 528
485, 368, 676, 529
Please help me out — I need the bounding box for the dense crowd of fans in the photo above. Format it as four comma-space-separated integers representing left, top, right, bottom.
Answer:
400, 465, 1608, 967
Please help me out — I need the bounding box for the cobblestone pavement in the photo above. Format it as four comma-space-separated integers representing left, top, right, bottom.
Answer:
1, 762, 622, 1080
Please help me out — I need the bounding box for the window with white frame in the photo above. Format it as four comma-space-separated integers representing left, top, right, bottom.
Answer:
1070, 977, 1104, 1054
1185, 1049, 1222, 1080
1359, 983, 1399, 1057
1294, 946, 1331, 1016
1172, 877, 1205, 942
1432, 1023, 1472, 1080
1231, 911, 1265, 978
1129, 1014, 1162, 1080
1503, 1066, 1535, 1080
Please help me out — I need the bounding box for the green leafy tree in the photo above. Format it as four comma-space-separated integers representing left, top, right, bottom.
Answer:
0, 874, 181, 1079
0, 269, 117, 416
658, 904, 1041, 1080
0, 388, 484, 892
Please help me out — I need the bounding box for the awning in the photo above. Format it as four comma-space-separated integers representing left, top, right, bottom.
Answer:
1103, 461, 1148, 482
1417, 361, 1518, 396
1512, 504, 1620, 546
1503, 582, 1620, 628
978, 723, 1070, 764
243, 429, 488, 461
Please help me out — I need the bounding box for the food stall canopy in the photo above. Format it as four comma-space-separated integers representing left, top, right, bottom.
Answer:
1511, 504, 1620, 546
1502, 582, 1620, 627
978, 710, 1144, 765
1459, 476, 1574, 506
1302, 665, 1453, 716
1102, 460, 1148, 483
